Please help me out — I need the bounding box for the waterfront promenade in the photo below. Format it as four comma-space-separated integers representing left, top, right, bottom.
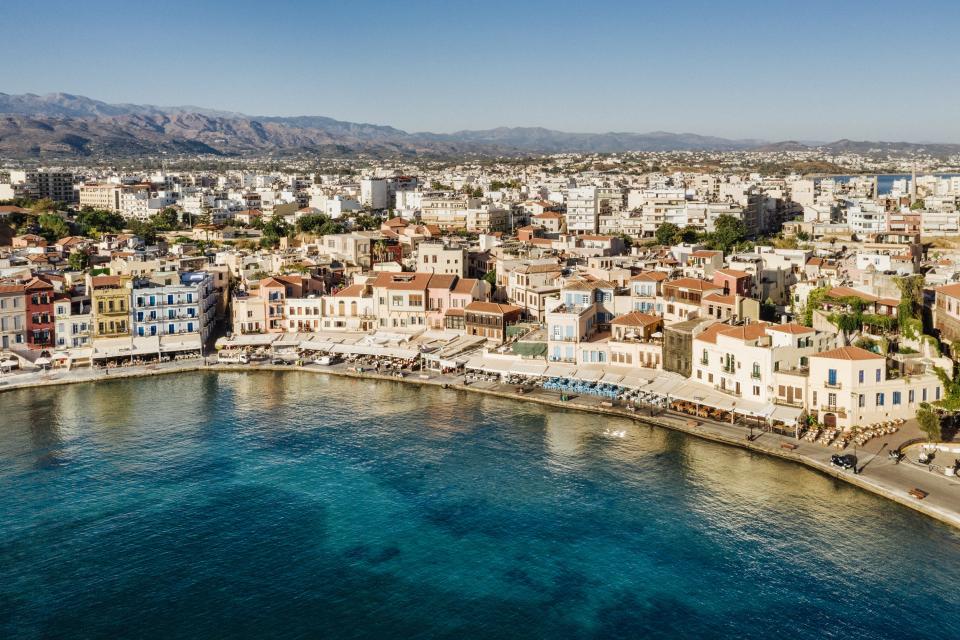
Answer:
2, 358, 959, 530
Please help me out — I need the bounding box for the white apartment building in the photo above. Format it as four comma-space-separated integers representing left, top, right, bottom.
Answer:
566, 186, 599, 234
417, 243, 466, 277
360, 177, 389, 209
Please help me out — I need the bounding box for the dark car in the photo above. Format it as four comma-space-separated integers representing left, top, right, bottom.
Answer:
831, 454, 857, 470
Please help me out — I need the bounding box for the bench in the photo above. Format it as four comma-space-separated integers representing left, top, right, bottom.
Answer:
780, 443, 798, 451
908, 488, 929, 500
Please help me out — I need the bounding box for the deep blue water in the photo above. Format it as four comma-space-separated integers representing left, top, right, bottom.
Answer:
827, 173, 960, 195
2, 371, 959, 639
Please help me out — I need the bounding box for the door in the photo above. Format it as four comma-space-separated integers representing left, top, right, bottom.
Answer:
786, 387, 794, 404
824, 413, 836, 429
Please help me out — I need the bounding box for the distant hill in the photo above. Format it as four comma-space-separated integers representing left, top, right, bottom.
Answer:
0, 92, 957, 159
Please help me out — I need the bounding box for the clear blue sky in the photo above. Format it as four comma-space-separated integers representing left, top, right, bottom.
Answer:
3, 0, 959, 141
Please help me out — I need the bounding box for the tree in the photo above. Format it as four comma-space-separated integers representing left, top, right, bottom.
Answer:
76, 208, 125, 235
916, 403, 942, 442
37, 213, 70, 243
655, 222, 680, 246
68, 251, 90, 272
709, 215, 747, 253
150, 208, 181, 231
30, 198, 57, 214
482, 269, 497, 294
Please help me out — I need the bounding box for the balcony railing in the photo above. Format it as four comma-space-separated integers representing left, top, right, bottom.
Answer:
722, 363, 736, 373
750, 371, 761, 380
825, 381, 841, 389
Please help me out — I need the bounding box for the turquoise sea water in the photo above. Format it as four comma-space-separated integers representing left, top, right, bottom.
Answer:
2, 371, 959, 639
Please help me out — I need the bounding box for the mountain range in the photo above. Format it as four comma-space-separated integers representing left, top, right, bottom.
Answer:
1, 92, 958, 160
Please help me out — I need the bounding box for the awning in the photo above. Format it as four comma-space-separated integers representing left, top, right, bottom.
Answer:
601, 372, 624, 385
215, 334, 279, 348
769, 404, 804, 425
328, 343, 420, 359
160, 335, 202, 353
508, 361, 548, 377
299, 340, 336, 352
572, 367, 604, 382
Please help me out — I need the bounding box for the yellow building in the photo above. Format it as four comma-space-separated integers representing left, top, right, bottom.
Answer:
88, 275, 132, 337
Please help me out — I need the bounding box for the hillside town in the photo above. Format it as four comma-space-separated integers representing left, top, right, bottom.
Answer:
3, 155, 960, 462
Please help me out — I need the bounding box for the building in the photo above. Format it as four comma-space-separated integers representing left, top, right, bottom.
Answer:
808, 346, 941, 429
24, 277, 55, 350
663, 317, 714, 378
463, 302, 522, 343
54, 293, 92, 350
360, 177, 389, 209
416, 243, 466, 277
132, 273, 217, 346
321, 284, 375, 332
0, 283, 26, 351
89, 275, 133, 338
566, 186, 599, 234
934, 283, 960, 344
8, 170, 76, 203
691, 322, 831, 405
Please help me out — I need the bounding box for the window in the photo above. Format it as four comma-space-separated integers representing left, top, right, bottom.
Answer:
936, 387, 941, 400
858, 394, 865, 408
752, 386, 760, 396
827, 369, 837, 386
876, 369, 881, 382
858, 370, 864, 383
893, 391, 901, 405
828, 393, 836, 407
909, 390, 915, 403
876, 393, 884, 406
923, 388, 927, 402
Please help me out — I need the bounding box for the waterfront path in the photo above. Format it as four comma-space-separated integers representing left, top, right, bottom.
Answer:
2, 359, 959, 530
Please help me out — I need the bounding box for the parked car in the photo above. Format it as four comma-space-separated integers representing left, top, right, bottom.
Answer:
271, 357, 289, 365
831, 454, 857, 470
217, 352, 249, 364
314, 355, 341, 366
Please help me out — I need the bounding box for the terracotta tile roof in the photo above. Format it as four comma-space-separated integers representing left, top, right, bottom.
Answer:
0, 283, 26, 294
766, 323, 815, 335
935, 283, 960, 298
703, 292, 735, 305
715, 268, 750, 279
91, 275, 122, 287
612, 312, 661, 328
717, 322, 770, 342
665, 278, 723, 292
694, 323, 729, 344
464, 301, 522, 315
812, 346, 884, 361
332, 284, 367, 297
630, 271, 668, 282
691, 250, 722, 258
371, 272, 433, 291
452, 277, 478, 294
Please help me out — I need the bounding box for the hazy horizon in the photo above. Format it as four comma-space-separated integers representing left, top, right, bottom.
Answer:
4, 0, 959, 142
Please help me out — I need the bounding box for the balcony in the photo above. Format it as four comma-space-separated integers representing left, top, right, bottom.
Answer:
722, 363, 736, 374
750, 371, 762, 380
824, 381, 842, 389
550, 335, 578, 343
714, 384, 741, 397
